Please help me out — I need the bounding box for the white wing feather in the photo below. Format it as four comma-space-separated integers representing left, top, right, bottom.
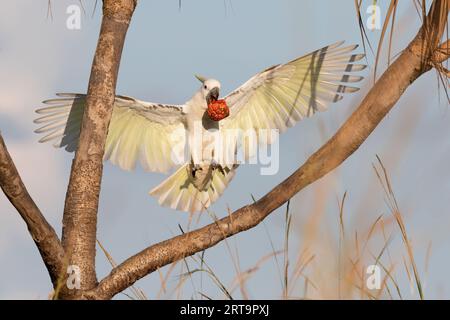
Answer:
220, 41, 366, 160
34, 93, 186, 173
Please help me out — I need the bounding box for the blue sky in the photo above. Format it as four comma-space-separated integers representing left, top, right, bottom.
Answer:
1, 0, 449, 299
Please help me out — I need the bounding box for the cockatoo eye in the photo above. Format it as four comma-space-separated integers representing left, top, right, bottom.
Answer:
204, 85, 208, 90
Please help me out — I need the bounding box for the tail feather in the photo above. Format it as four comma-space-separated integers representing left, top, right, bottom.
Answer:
149, 164, 237, 213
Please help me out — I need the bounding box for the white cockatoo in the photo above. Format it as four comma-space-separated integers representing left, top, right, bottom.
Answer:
34, 41, 365, 213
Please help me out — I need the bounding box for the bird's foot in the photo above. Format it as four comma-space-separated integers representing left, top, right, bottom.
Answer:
211, 160, 225, 174
191, 163, 202, 178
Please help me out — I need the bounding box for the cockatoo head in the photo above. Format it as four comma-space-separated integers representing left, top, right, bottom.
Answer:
195, 75, 221, 106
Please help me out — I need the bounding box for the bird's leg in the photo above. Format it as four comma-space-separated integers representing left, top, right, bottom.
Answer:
210, 159, 219, 170
190, 159, 202, 178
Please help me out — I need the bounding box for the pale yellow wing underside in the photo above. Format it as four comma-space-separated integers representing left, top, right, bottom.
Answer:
220, 41, 366, 160
34, 94, 186, 173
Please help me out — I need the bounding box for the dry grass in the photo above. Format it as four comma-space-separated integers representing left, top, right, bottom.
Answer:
97, 240, 147, 300
355, 0, 449, 99
97, 154, 427, 300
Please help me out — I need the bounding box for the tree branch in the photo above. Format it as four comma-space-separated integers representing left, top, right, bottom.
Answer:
84, 0, 449, 300
0, 134, 65, 286
433, 39, 450, 63
59, 0, 137, 297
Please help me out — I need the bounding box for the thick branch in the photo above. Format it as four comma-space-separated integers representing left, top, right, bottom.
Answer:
0, 134, 65, 285
85, 0, 448, 300
60, 0, 136, 296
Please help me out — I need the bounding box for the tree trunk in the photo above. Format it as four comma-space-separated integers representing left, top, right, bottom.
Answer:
58, 0, 137, 299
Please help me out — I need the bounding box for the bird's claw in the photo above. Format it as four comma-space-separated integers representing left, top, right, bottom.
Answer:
191, 163, 202, 178
211, 160, 219, 170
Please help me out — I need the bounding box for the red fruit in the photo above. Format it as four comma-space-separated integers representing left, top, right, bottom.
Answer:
207, 99, 230, 121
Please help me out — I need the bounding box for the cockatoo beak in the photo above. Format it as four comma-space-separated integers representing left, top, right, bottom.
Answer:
206, 87, 220, 105
195, 74, 207, 83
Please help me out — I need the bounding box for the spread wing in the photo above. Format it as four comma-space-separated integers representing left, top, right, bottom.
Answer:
220, 41, 366, 160
34, 93, 186, 173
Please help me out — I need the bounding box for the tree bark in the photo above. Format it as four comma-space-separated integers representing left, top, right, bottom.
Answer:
59, 0, 137, 298
83, 0, 449, 300
0, 134, 65, 286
